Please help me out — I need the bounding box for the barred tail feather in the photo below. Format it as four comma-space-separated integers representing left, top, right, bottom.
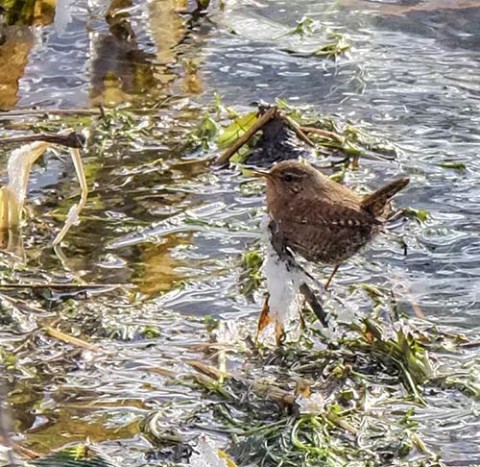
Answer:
361, 177, 409, 217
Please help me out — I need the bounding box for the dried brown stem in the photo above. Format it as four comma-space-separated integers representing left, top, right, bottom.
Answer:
187, 360, 228, 380
299, 125, 343, 142
44, 326, 101, 352
252, 381, 296, 405
0, 283, 121, 290
459, 340, 480, 349
10, 441, 40, 459
284, 117, 315, 147
0, 108, 101, 118
0, 132, 85, 148
215, 106, 278, 166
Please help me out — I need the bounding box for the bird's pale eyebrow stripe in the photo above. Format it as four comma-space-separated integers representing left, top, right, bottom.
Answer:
283, 172, 302, 179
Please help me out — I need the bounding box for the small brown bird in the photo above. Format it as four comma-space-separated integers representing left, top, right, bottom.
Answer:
252, 161, 409, 289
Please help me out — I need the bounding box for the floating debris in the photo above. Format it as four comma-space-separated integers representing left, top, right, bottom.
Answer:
189, 435, 237, 467
0, 130, 88, 252
439, 161, 467, 171
296, 391, 328, 415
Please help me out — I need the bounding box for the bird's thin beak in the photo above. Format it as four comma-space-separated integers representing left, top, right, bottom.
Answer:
248, 169, 271, 179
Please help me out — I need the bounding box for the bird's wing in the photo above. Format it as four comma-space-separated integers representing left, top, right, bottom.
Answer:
274, 198, 378, 264
279, 197, 380, 228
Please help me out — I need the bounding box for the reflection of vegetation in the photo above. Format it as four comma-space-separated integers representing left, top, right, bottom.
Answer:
181, 58, 204, 95
0, 0, 211, 108
1, 0, 55, 25
134, 237, 190, 296
33, 445, 117, 466
0, 21, 35, 109
89, 0, 158, 106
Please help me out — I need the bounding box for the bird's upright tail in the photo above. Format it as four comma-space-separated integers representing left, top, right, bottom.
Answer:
361, 177, 409, 217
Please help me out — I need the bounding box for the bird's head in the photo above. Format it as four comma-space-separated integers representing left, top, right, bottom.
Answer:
251, 161, 327, 200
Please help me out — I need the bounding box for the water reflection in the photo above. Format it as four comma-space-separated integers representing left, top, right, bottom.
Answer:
0, 26, 35, 109
133, 236, 191, 296
90, 0, 158, 106
2, 0, 210, 108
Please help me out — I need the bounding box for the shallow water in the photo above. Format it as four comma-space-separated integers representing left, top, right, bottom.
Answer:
2, 0, 480, 465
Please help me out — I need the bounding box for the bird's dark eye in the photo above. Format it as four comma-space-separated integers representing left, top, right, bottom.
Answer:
283, 174, 294, 182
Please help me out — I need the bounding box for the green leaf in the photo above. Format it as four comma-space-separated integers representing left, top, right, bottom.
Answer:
195, 116, 220, 142
217, 112, 257, 149
289, 16, 317, 36
404, 207, 429, 223
439, 162, 466, 170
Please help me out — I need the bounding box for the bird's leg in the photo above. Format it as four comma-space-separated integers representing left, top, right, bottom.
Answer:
324, 264, 340, 290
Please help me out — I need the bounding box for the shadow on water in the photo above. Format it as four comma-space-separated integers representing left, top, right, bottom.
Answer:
1, 0, 480, 465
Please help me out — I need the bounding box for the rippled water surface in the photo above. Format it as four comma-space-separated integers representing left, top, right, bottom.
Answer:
2, 0, 480, 465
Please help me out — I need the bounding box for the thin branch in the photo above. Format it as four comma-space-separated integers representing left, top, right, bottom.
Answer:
215, 106, 278, 167
10, 441, 40, 459
284, 117, 315, 147
299, 125, 343, 142
0, 108, 101, 118
0, 132, 85, 149
187, 360, 228, 380
0, 283, 122, 290
44, 326, 101, 352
